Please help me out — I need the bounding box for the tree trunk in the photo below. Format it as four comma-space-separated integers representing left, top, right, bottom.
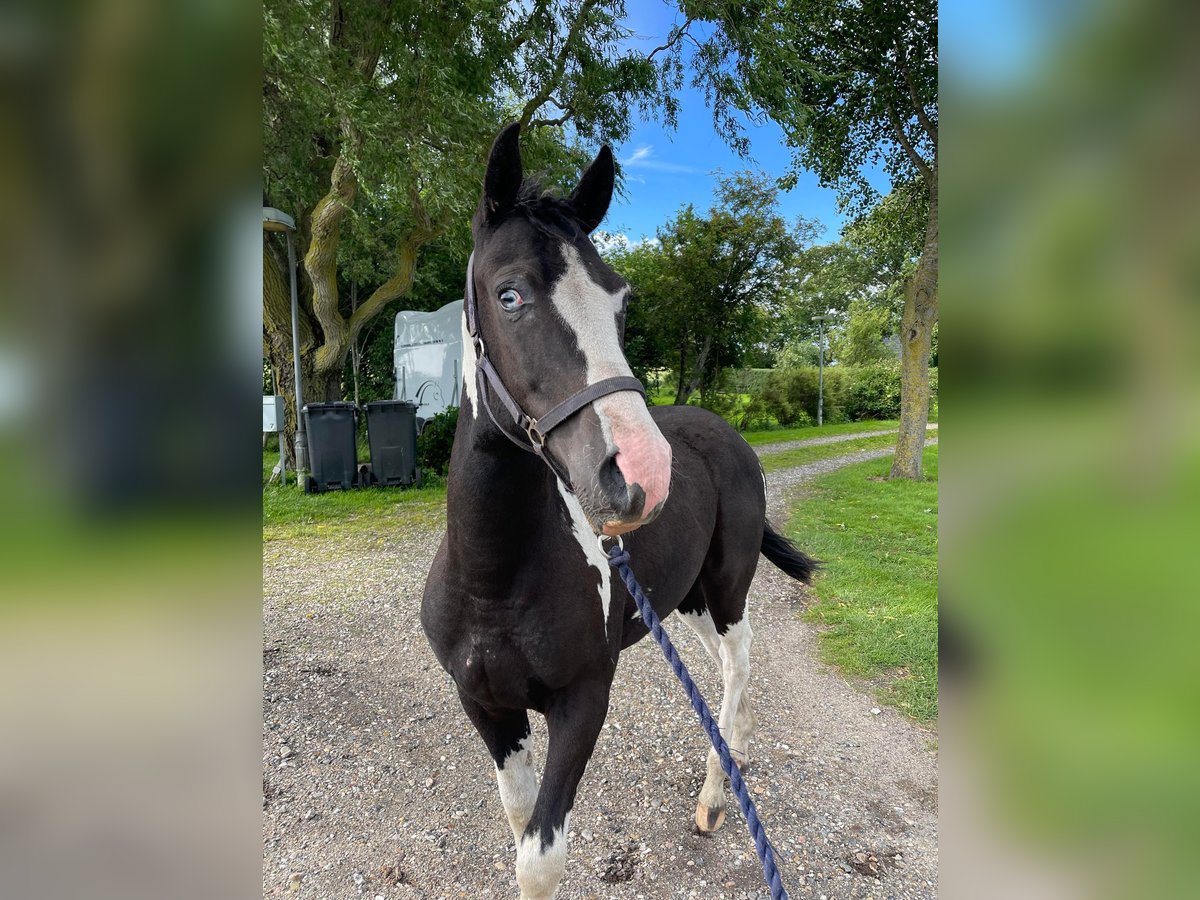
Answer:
890, 174, 938, 480
673, 341, 689, 405
263, 246, 314, 471
677, 333, 714, 405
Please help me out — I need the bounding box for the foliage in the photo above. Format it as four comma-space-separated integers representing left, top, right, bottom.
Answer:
684, 0, 936, 214
830, 299, 896, 367
684, 0, 938, 478
608, 172, 819, 403
843, 362, 903, 420
787, 445, 939, 722
757, 366, 848, 426
263, 0, 690, 458
416, 408, 459, 477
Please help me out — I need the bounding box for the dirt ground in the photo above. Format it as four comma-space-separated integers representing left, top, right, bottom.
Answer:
263, 443, 938, 900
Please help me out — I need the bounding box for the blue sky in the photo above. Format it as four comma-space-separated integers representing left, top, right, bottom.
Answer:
601, 3, 890, 246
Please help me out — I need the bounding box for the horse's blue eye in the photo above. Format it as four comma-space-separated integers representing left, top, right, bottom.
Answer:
499, 289, 524, 311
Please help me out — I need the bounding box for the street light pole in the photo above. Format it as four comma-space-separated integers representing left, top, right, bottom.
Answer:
815, 315, 828, 427
263, 207, 308, 480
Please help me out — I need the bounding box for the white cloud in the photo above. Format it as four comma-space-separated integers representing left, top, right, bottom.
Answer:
591, 231, 661, 255
618, 144, 701, 175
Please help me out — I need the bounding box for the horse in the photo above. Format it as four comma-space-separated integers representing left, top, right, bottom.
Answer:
421, 122, 817, 900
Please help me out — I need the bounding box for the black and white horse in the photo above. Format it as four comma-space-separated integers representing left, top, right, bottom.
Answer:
421, 123, 816, 900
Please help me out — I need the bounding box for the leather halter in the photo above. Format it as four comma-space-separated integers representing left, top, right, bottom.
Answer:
463, 253, 646, 492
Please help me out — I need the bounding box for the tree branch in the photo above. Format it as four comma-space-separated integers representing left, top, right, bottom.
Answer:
519, 0, 600, 128
304, 151, 357, 371
346, 182, 440, 342
884, 102, 931, 181
895, 41, 937, 148
647, 16, 694, 60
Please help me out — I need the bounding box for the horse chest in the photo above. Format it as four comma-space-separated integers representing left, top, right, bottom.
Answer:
426, 555, 618, 711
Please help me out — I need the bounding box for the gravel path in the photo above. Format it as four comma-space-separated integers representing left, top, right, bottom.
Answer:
263, 443, 938, 900
754, 423, 938, 457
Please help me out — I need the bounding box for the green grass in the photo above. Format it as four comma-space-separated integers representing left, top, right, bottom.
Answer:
786, 444, 938, 723
742, 419, 903, 446
758, 428, 935, 472
262, 452, 447, 540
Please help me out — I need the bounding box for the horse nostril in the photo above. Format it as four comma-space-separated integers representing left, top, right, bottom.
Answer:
597, 451, 627, 498
599, 451, 647, 520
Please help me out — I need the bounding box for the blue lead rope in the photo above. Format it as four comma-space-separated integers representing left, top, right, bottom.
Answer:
606, 545, 789, 900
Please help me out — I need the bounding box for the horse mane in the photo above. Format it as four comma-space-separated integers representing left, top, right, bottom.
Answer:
512, 178, 587, 241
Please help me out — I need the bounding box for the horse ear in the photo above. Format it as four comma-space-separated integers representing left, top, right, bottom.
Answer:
481, 122, 523, 221
568, 145, 615, 234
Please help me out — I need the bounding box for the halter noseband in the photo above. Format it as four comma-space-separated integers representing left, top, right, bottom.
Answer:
463, 253, 646, 492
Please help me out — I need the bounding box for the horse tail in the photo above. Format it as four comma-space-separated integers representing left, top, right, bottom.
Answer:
761, 521, 821, 584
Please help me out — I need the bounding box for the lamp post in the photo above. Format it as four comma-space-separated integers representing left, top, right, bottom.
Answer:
263, 207, 308, 479
814, 314, 830, 426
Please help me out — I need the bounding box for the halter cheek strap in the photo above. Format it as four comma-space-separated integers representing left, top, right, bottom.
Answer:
463, 253, 646, 492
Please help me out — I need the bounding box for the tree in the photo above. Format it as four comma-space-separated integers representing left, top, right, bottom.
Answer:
784, 183, 925, 365
830, 298, 895, 366
263, 0, 689, 465
686, 0, 937, 477
609, 172, 817, 404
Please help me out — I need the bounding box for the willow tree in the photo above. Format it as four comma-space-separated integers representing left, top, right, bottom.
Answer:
687, 0, 937, 477
263, 0, 688, 463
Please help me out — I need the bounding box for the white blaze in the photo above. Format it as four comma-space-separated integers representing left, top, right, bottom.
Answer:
557, 480, 612, 634
549, 244, 651, 450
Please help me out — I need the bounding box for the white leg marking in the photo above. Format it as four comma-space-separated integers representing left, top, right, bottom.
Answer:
497, 737, 539, 842
515, 816, 569, 900
556, 480, 613, 634
699, 615, 754, 812
680, 607, 722, 664
461, 311, 479, 419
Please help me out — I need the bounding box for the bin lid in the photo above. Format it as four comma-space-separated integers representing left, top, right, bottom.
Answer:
364, 399, 418, 410
302, 401, 359, 412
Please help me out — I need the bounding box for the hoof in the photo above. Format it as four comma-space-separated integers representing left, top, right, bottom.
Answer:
695, 802, 726, 833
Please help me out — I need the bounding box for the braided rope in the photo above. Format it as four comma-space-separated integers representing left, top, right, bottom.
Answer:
607, 546, 789, 900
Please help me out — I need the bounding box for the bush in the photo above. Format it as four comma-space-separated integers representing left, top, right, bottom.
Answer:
761, 367, 847, 425
746, 364, 938, 427
842, 362, 902, 420
417, 407, 458, 476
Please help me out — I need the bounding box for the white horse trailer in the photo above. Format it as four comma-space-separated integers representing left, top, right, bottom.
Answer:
394, 299, 463, 429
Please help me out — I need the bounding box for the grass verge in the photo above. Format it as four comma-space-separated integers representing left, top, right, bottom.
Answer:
262, 452, 447, 540
785, 444, 938, 723
742, 419, 902, 447
758, 428, 934, 473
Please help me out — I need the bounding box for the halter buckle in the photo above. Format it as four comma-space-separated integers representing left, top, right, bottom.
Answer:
525, 418, 546, 449
473, 336, 487, 359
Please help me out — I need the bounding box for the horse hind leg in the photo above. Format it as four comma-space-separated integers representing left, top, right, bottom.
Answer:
680, 588, 755, 833
681, 603, 755, 768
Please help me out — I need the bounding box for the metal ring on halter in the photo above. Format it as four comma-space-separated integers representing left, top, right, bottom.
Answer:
525, 419, 546, 449
597, 533, 624, 552
474, 336, 487, 359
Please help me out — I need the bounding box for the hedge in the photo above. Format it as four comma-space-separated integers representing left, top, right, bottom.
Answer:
725, 363, 938, 428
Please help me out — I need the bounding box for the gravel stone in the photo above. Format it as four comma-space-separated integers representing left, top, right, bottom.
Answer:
264, 443, 938, 899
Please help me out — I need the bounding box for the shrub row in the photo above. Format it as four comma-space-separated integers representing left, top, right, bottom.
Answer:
731, 363, 938, 428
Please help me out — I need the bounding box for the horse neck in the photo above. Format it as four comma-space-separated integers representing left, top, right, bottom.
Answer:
445, 399, 557, 564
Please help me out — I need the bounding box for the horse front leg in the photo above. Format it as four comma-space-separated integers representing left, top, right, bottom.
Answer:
456, 689, 539, 842
515, 679, 610, 900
